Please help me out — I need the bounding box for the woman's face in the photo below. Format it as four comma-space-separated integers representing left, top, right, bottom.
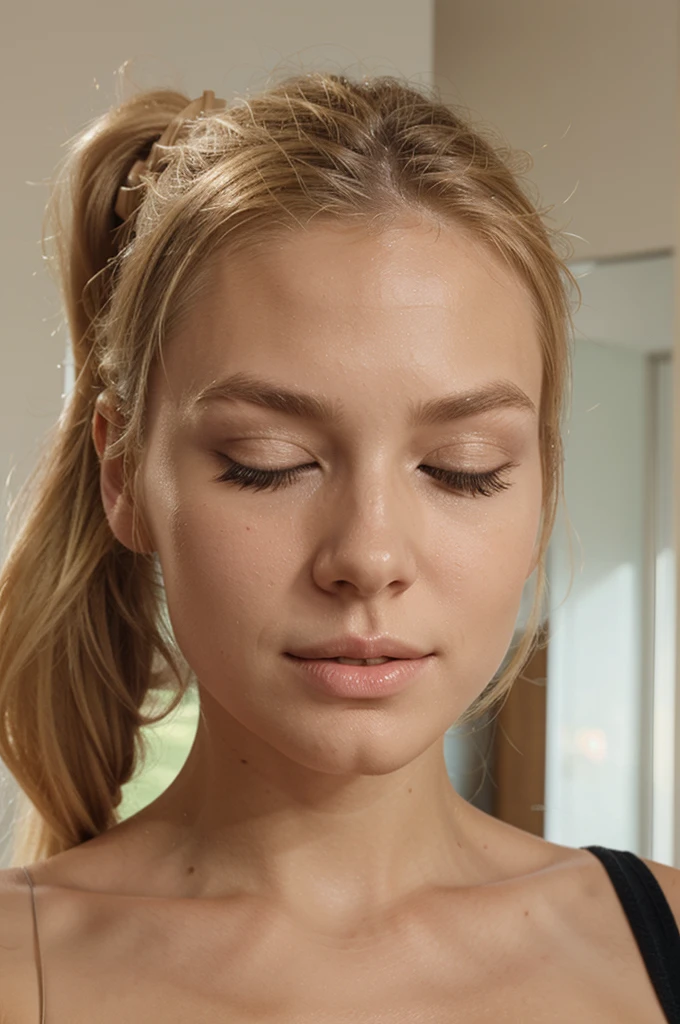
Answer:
135, 217, 544, 774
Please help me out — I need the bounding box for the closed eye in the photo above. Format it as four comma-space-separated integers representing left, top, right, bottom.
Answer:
213, 455, 517, 498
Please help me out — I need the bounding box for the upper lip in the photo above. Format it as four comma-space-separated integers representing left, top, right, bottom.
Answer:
287, 636, 431, 660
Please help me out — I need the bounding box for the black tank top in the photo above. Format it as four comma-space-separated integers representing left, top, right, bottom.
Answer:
582, 845, 680, 1021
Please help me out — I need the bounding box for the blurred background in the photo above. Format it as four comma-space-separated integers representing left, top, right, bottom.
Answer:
1, 0, 678, 868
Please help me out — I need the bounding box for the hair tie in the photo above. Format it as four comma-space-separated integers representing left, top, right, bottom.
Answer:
114, 89, 227, 224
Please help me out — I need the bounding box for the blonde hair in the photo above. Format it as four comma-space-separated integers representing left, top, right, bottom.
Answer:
0, 71, 578, 867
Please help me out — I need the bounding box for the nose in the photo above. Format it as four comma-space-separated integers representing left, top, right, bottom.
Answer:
310, 473, 420, 598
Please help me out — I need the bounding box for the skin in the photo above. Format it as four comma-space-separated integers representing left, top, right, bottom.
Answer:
92, 215, 547, 938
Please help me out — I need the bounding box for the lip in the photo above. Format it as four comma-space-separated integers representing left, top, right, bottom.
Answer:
286, 635, 431, 660
285, 653, 433, 699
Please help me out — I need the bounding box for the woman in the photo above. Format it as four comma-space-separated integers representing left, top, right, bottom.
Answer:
0, 72, 677, 1022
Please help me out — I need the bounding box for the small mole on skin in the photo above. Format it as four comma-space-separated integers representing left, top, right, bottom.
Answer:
240, 759, 248, 765
187, 866, 195, 875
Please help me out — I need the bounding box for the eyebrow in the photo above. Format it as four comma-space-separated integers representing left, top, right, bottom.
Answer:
191, 371, 537, 426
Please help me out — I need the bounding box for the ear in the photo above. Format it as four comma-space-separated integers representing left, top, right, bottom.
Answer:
92, 396, 155, 554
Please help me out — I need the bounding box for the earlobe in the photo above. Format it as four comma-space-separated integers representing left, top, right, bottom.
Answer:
92, 400, 155, 555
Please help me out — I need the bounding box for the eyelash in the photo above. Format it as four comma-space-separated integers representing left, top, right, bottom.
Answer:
214, 456, 517, 498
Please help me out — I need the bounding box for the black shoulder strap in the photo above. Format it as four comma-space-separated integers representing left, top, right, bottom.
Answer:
583, 845, 680, 1022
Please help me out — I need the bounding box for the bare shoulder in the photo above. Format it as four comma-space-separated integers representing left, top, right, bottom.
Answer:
0, 864, 35, 958
0, 865, 41, 1024
640, 855, 680, 927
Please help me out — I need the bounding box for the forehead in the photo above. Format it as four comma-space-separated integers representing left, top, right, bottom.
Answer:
158, 218, 542, 414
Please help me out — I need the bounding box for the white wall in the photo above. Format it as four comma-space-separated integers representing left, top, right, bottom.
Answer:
569, 255, 675, 356
546, 333, 649, 852
434, 0, 677, 262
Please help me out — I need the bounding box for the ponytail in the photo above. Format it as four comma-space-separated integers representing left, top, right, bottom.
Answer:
0, 88, 192, 865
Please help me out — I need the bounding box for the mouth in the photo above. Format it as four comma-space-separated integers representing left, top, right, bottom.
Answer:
287, 655, 400, 666
284, 652, 431, 698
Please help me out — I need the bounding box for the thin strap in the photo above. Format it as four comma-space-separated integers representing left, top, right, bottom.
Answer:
21, 866, 45, 1024
582, 845, 680, 1022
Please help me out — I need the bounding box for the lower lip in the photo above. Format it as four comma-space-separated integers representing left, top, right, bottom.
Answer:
285, 654, 433, 698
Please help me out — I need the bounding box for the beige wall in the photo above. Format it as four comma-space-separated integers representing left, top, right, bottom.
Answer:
434, 0, 677, 262
0, 0, 433, 557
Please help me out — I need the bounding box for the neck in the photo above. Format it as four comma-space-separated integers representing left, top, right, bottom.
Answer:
130, 688, 500, 934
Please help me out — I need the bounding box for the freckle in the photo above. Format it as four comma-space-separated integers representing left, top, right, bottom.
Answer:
187, 865, 195, 875
240, 759, 248, 765
524, 909, 529, 916
408, 788, 412, 794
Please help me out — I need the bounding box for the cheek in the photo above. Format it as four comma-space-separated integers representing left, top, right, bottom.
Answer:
144, 471, 292, 678
176, 509, 284, 590
432, 470, 542, 669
